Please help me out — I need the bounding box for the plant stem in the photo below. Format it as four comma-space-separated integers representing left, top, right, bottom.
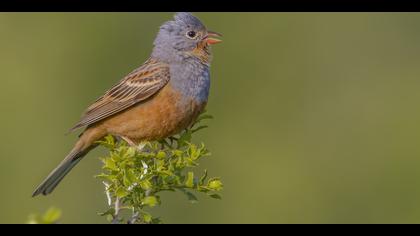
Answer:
112, 197, 121, 224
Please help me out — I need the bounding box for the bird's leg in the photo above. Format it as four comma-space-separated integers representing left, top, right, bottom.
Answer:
120, 136, 146, 152
120, 136, 137, 147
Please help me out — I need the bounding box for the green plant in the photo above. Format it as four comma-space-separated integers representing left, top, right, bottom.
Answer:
96, 113, 223, 224
27, 207, 62, 224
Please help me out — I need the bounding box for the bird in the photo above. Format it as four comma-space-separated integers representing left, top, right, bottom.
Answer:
32, 12, 222, 197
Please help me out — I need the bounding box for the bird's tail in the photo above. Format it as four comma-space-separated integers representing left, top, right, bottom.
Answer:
32, 127, 105, 197
32, 148, 86, 197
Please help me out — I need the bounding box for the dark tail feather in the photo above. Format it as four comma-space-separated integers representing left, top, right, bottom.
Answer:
33, 126, 105, 197
32, 148, 86, 197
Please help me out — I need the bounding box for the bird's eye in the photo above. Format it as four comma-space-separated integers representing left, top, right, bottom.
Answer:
186, 30, 197, 39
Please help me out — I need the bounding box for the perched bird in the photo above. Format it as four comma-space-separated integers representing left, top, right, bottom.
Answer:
32, 12, 221, 197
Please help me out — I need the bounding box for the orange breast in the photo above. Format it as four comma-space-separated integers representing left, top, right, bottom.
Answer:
98, 84, 206, 142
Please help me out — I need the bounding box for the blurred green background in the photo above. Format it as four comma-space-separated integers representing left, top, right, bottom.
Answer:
1, 12, 420, 223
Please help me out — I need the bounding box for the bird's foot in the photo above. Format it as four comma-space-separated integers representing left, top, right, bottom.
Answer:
137, 142, 146, 152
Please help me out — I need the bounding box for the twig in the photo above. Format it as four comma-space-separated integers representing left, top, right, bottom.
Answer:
127, 211, 139, 224
103, 181, 112, 206
112, 197, 121, 224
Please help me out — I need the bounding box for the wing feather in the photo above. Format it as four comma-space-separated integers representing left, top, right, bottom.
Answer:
69, 58, 170, 132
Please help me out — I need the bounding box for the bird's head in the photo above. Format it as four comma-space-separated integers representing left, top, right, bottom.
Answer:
152, 12, 222, 65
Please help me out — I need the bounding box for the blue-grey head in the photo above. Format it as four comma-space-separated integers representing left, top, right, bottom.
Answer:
152, 12, 222, 64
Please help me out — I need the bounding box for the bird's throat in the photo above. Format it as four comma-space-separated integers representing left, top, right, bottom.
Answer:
189, 42, 212, 66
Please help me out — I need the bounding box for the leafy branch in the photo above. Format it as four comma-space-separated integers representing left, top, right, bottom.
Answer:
95, 113, 223, 224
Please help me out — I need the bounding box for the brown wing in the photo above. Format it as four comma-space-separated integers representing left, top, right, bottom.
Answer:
69, 58, 170, 132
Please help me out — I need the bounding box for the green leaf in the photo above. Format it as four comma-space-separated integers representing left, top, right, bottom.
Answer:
95, 173, 114, 181
185, 171, 194, 188
156, 159, 165, 169
207, 178, 223, 191
125, 146, 136, 158
208, 194, 222, 200
195, 114, 213, 124
143, 196, 159, 207
178, 188, 198, 203
157, 170, 173, 176
173, 150, 183, 157
191, 125, 208, 133
199, 170, 208, 185
178, 131, 192, 146
175, 156, 185, 168
26, 214, 40, 224
156, 151, 166, 159
104, 158, 118, 171
143, 212, 153, 223
42, 207, 62, 224
98, 208, 115, 217
125, 169, 137, 183
151, 217, 163, 224
139, 180, 152, 190
123, 175, 131, 187
96, 135, 115, 149
188, 143, 198, 160
116, 187, 129, 198
106, 214, 114, 222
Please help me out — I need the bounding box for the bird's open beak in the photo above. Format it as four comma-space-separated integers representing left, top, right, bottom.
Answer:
205, 31, 222, 45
